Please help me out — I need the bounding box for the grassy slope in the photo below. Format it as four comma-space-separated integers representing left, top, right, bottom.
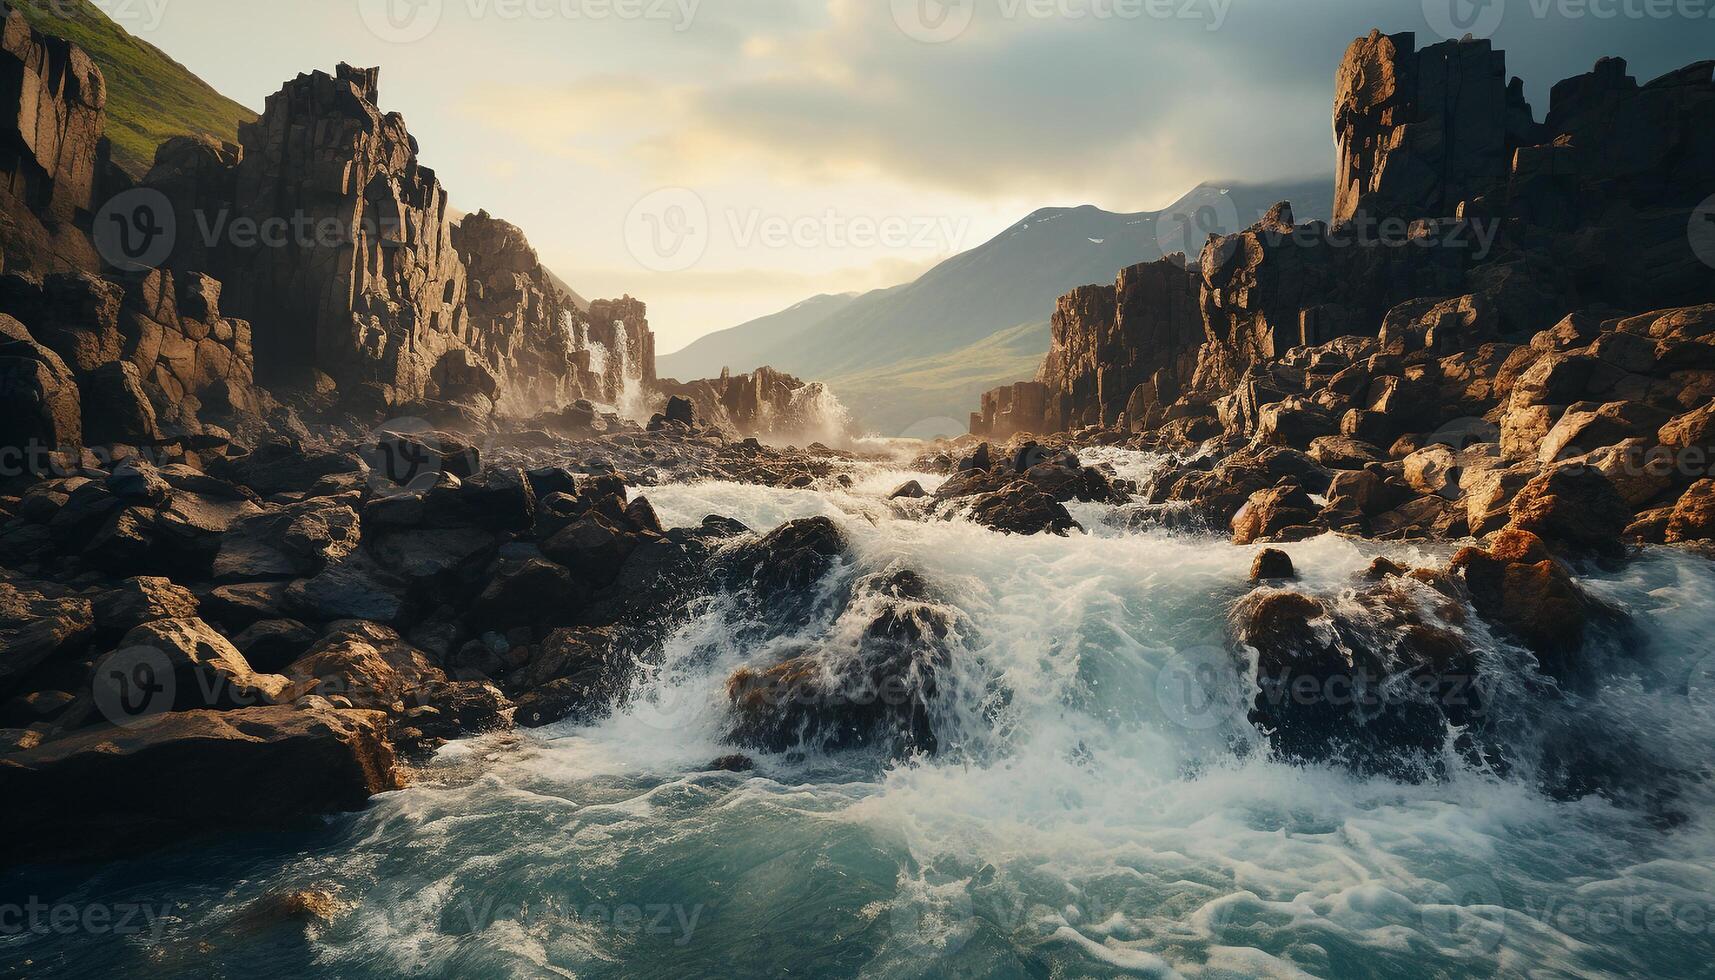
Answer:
14, 0, 255, 176
827, 320, 1051, 437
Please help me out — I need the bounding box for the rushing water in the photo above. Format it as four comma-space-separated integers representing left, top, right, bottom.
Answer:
6, 450, 1715, 979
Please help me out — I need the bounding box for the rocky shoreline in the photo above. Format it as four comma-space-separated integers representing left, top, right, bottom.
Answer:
2, 11, 1714, 868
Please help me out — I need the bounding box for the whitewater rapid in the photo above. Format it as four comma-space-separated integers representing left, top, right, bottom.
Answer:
9, 450, 1715, 979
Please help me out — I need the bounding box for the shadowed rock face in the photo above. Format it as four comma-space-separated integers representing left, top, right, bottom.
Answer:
0, 3, 129, 274
140, 64, 655, 413
970, 34, 1715, 441
1333, 30, 1539, 227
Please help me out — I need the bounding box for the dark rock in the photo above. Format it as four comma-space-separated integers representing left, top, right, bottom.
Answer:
0, 706, 401, 864
231, 619, 318, 673
1250, 549, 1297, 582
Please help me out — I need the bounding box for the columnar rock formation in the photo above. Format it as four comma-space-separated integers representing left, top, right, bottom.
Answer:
973, 33, 1715, 438
1332, 31, 1539, 226
656, 365, 846, 440
0, 2, 122, 273
141, 64, 654, 414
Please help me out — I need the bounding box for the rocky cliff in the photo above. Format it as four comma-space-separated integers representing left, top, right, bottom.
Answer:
0, 32, 661, 468
973, 32, 1715, 440
0, 1, 123, 274
140, 64, 652, 414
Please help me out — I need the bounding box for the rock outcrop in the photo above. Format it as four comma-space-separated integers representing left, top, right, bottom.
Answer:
970, 35, 1715, 440
140, 64, 655, 414
655, 365, 851, 442
0, 2, 122, 273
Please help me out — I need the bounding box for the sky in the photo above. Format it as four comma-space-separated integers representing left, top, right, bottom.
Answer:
92, 0, 1715, 354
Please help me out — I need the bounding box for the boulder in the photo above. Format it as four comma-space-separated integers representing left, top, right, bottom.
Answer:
509, 628, 631, 728
467, 559, 587, 631
1231, 481, 1320, 545
889, 480, 927, 500
283, 621, 444, 711
285, 552, 410, 625
81, 361, 163, 446
213, 496, 363, 580
726, 517, 848, 596
93, 577, 199, 634
1666, 480, 1715, 544
119, 618, 293, 712
1508, 466, 1632, 559
0, 706, 400, 863
0, 582, 93, 698
1250, 549, 1297, 582
966, 482, 1080, 536
0, 338, 82, 462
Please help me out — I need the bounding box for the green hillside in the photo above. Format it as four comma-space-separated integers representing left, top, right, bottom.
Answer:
827, 320, 1051, 438
12, 0, 255, 176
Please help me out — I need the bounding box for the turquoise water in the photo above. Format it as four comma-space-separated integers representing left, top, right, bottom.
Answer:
6, 453, 1715, 978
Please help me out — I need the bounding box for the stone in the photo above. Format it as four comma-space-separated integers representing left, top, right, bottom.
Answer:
283, 621, 444, 711
231, 619, 318, 673
726, 517, 849, 595
966, 482, 1080, 536
0, 706, 400, 863
1666, 480, 1715, 544
1508, 465, 1633, 559
1308, 436, 1386, 470
467, 559, 587, 631
0, 338, 82, 463
81, 361, 162, 446
1403, 445, 1461, 497
1463, 464, 1537, 536
1231, 481, 1319, 545
542, 515, 636, 589
1250, 548, 1297, 582
213, 495, 363, 580
889, 480, 927, 500
0, 582, 93, 698
93, 576, 199, 633
285, 552, 410, 625
119, 617, 292, 711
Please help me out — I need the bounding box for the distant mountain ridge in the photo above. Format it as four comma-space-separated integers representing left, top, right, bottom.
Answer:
658, 178, 1334, 435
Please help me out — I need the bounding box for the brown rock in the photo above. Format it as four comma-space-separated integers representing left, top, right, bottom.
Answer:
1508, 465, 1633, 558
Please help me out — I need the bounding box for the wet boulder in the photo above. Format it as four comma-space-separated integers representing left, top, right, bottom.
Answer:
467, 558, 588, 631
966, 482, 1080, 536
1665, 479, 1715, 544
509, 627, 632, 728
726, 517, 849, 596
0, 706, 401, 863
1231, 480, 1320, 545
725, 569, 951, 756
1235, 579, 1485, 780
1448, 529, 1614, 679
1250, 549, 1297, 582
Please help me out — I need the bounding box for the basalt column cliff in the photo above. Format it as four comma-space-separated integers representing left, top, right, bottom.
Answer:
142, 63, 653, 417
972, 31, 1715, 442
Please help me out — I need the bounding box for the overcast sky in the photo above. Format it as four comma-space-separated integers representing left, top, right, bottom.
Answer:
103, 0, 1714, 352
